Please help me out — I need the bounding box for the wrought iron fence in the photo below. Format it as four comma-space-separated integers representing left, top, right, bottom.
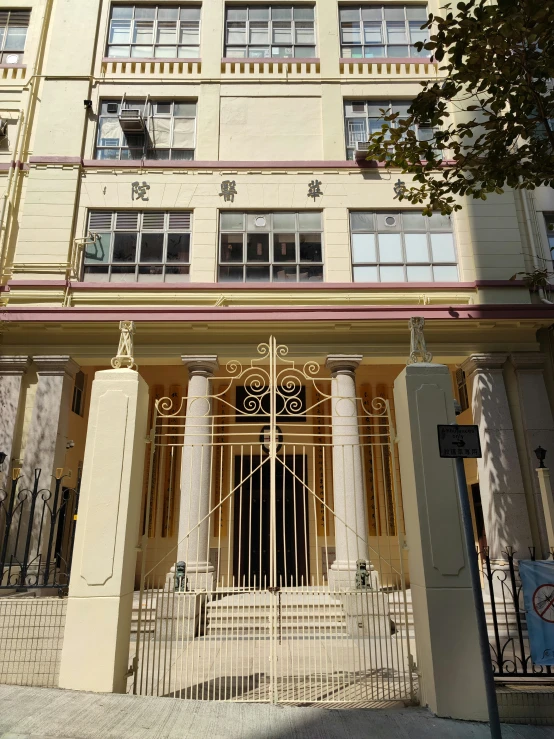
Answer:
483, 547, 554, 679
0, 469, 80, 592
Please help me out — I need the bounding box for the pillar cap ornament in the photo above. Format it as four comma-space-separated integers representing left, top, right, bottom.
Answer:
407, 316, 433, 364
0, 356, 30, 375
461, 353, 508, 376
181, 355, 219, 377
33, 356, 79, 378
325, 354, 363, 376
111, 321, 136, 369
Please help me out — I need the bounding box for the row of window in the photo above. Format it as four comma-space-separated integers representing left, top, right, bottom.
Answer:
84, 210, 458, 284
1, 5, 431, 66
95, 98, 429, 161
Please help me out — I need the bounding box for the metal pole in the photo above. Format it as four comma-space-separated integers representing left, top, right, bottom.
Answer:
454, 455, 502, 739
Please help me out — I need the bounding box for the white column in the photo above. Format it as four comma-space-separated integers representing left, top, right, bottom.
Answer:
22, 356, 79, 488
509, 352, 554, 557
0, 356, 29, 489
59, 368, 149, 693
462, 354, 533, 561
394, 362, 488, 721
177, 355, 219, 591
325, 354, 369, 590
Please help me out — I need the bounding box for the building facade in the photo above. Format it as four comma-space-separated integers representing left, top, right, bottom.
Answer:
1, 0, 554, 714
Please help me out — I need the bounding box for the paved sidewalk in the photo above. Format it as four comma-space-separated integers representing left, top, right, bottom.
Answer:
0, 685, 554, 739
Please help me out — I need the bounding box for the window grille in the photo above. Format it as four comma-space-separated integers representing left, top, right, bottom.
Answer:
95, 100, 196, 160
456, 368, 469, 412
339, 5, 428, 59
84, 211, 192, 283
0, 10, 30, 64
344, 100, 434, 160
224, 6, 316, 59
219, 212, 323, 283
106, 5, 200, 59
350, 211, 458, 283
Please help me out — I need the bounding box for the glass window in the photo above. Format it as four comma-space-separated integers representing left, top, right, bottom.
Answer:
95, 99, 196, 160
344, 99, 433, 159
106, 5, 200, 58
544, 214, 554, 262
0, 10, 30, 63
224, 5, 316, 58
219, 212, 324, 282
339, 5, 429, 59
350, 211, 458, 282
84, 211, 192, 282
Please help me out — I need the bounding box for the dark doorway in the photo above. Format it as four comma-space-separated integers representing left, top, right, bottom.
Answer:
233, 455, 309, 588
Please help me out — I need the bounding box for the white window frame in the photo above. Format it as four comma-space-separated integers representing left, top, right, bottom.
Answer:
350, 210, 459, 283
339, 5, 429, 59
106, 5, 201, 59
0, 10, 30, 64
224, 5, 317, 59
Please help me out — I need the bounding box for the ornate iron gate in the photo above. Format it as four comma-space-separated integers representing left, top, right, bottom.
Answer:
133, 338, 416, 706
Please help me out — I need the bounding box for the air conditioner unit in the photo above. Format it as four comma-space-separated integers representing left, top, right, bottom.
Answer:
0, 119, 7, 139
118, 109, 145, 134
355, 141, 370, 161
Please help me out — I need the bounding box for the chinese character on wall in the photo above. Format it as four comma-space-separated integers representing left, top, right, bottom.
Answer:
220, 180, 237, 203
132, 181, 150, 202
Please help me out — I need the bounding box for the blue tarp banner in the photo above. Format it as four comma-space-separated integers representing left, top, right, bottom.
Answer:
519, 559, 554, 665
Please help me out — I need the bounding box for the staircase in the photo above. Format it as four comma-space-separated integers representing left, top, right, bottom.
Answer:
204, 591, 348, 638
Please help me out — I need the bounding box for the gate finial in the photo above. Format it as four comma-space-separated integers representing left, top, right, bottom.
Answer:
111, 320, 136, 369
407, 316, 433, 365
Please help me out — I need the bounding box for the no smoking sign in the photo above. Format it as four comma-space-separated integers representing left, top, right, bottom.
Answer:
533, 584, 554, 623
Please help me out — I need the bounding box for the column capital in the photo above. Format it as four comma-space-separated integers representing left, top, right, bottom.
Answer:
33, 355, 80, 379
0, 356, 30, 376
509, 352, 546, 371
461, 353, 508, 376
325, 354, 363, 377
181, 355, 219, 378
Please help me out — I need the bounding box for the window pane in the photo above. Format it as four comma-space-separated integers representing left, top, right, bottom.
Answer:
178, 45, 200, 57
140, 233, 164, 262
250, 22, 269, 43
273, 233, 296, 262
167, 233, 190, 262
219, 266, 244, 281
247, 213, 270, 230
148, 117, 171, 147
273, 22, 292, 43
362, 8, 382, 20
298, 212, 322, 230
180, 22, 199, 44
273, 7, 293, 19
109, 20, 131, 44
84, 233, 111, 263
221, 212, 244, 230
409, 22, 427, 44
295, 21, 315, 44
387, 21, 408, 43
376, 212, 400, 230
377, 233, 403, 261
158, 8, 179, 21
133, 22, 153, 44
112, 7, 133, 19
351, 212, 374, 231
407, 265, 432, 281
299, 233, 322, 262
384, 6, 405, 21
113, 233, 137, 262
364, 22, 383, 44
131, 45, 152, 57
428, 214, 452, 230
406, 6, 428, 21
296, 46, 315, 57
5, 26, 27, 50
154, 45, 176, 58
227, 22, 247, 44
405, 233, 429, 261
173, 118, 195, 148
352, 233, 376, 263
340, 9, 360, 21
299, 265, 323, 281
273, 212, 296, 230
402, 212, 427, 230
246, 233, 270, 261
221, 233, 244, 262
250, 7, 270, 20
181, 8, 201, 20
246, 266, 270, 281
433, 265, 459, 281
353, 265, 378, 281
98, 117, 122, 146
430, 233, 456, 262
273, 266, 297, 281
294, 7, 314, 20
341, 22, 361, 44
135, 7, 155, 20
380, 265, 405, 281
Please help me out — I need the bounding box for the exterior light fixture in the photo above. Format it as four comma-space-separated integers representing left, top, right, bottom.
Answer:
534, 446, 547, 468
83, 99, 93, 110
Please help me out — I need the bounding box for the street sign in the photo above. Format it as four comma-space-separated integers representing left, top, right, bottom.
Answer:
437, 425, 482, 459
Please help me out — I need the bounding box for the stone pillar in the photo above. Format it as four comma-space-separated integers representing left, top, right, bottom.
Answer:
461, 354, 533, 561
393, 363, 488, 721
325, 355, 370, 590
22, 356, 79, 489
509, 352, 554, 557
59, 368, 148, 693
177, 355, 219, 591
0, 356, 30, 489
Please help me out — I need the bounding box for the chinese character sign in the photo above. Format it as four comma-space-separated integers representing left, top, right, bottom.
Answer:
132, 181, 150, 201
520, 560, 554, 665
219, 180, 237, 203
393, 179, 406, 200
308, 180, 322, 200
